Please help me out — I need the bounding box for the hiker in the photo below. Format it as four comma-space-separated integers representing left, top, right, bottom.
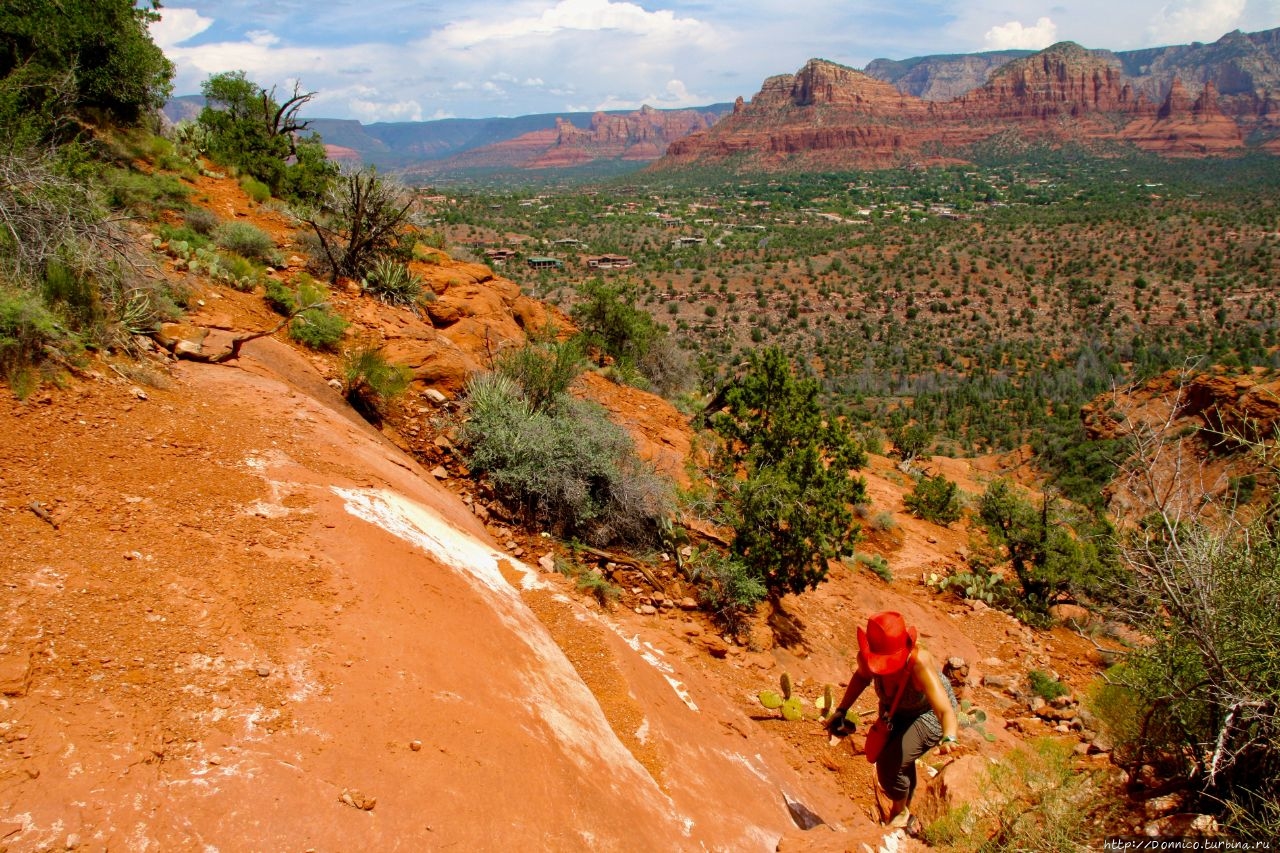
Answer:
826, 610, 959, 831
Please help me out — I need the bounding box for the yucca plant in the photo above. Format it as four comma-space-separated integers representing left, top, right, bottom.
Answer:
341, 345, 410, 424
362, 257, 424, 306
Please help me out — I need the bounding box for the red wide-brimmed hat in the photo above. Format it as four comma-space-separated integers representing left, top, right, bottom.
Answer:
857, 611, 917, 675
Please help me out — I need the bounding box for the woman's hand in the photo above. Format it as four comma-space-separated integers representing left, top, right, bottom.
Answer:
937, 735, 958, 755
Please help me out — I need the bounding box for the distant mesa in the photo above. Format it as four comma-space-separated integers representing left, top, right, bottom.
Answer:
658, 27, 1280, 171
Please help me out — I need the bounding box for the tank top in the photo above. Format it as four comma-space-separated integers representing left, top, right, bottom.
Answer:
872, 667, 933, 718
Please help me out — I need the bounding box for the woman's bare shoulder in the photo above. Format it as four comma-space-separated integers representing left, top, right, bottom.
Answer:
913, 646, 939, 671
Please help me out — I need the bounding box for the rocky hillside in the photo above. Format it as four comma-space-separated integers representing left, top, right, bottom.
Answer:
865, 50, 1035, 100
865, 27, 1280, 115
1, 166, 1169, 850
660, 35, 1267, 170
404, 105, 726, 176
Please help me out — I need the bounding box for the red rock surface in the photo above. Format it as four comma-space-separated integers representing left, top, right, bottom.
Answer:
0, 169, 1130, 850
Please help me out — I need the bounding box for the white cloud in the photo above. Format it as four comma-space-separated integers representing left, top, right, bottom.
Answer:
433, 0, 711, 49
984, 16, 1059, 49
246, 30, 281, 47
148, 7, 214, 50
1147, 0, 1247, 44
594, 78, 707, 111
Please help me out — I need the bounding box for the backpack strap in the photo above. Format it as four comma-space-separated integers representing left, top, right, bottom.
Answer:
884, 649, 917, 718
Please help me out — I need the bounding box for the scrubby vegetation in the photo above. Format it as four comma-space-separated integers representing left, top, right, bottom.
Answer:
459, 350, 672, 547
704, 347, 868, 598
0, 2, 182, 394
903, 472, 964, 526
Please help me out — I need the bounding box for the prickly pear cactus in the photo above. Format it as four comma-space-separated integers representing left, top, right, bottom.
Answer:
780, 697, 804, 721
822, 684, 834, 718
759, 690, 784, 710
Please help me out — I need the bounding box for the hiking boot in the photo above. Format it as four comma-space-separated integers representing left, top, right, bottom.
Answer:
887, 808, 912, 829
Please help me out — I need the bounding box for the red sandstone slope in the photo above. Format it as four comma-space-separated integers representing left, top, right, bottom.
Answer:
660, 44, 1254, 170
0, 168, 1130, 851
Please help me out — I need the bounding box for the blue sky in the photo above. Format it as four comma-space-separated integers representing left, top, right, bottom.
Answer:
150, 0, 1280, 123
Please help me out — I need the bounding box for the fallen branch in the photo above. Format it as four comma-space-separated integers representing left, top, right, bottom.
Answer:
28, 501, 58, 529
156, 301, 328, 364
576, 543, 666, 593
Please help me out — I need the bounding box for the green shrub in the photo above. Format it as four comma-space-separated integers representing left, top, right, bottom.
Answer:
341, 346, 410, 423
871, 510, 896, 532
853, 551, 892, 582
41, 259, 103, 330
922, 738, 1104, 852
214, 221, 276, 264
183, 207, 220, 236
1027, 670, 1069, 701
460, 371, 671, 546
362, 258, 424, 306
215, 252, 263, 291
0, 288, 62, 383
904, 472, 964, 526
240, 175, 271, 204
694, 549, 767, 622
157, 222, 211, 249
103, 167, 189, 211
574, 570, 620, 607
709, 347, 868, 597
264, 276, 296, 315
289, 308, 347, 350
495, 333, 585, 414
1100, 512, 1280, 837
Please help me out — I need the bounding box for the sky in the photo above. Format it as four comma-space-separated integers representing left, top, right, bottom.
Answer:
150, 0, 1280, 124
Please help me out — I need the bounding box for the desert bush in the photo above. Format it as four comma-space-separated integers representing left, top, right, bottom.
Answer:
158, 222, 211, 249
0, 0, 173, 128
1027, 670, 1069, 701
892, 422, 933, 460
694, 549, 767, 624
197, 71, 336, 201
1089, 395, 1280, 837
922, 738, 1104, 852
182, 207, 219, 236
871, 510, 897, 532
341, 346, 410, 424
636, 331, 697, 398
239, 175, 271, 204
852, 551, 892, 582
494, 333, 584, 414
574, 570, 621, 607
289, 304, 347, 350
102, 167, 189, 212
708, 347, 867, 597
308, 166, 414, 281
362, 257, 424, 306
214, 221, 276, 264
977, 479, 1118, 613
460, 371, 671, 546
904, 472, 964, 526
0, 288, 62, 390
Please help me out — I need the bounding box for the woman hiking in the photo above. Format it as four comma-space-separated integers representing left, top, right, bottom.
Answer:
827, 610, 959, 831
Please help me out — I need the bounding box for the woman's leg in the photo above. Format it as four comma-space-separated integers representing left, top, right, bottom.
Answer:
875, 711, 943, 818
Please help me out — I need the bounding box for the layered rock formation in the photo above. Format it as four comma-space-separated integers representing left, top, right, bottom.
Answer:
426, 105, 724, 172
866, 50, 1034, 101
659, 39, 1258, 171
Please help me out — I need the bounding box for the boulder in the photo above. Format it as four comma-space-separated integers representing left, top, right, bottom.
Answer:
914, 754, 992, 829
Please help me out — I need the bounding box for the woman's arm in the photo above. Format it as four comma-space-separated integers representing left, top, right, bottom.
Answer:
915, 650, 960, 753
828, 655, 872, 729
